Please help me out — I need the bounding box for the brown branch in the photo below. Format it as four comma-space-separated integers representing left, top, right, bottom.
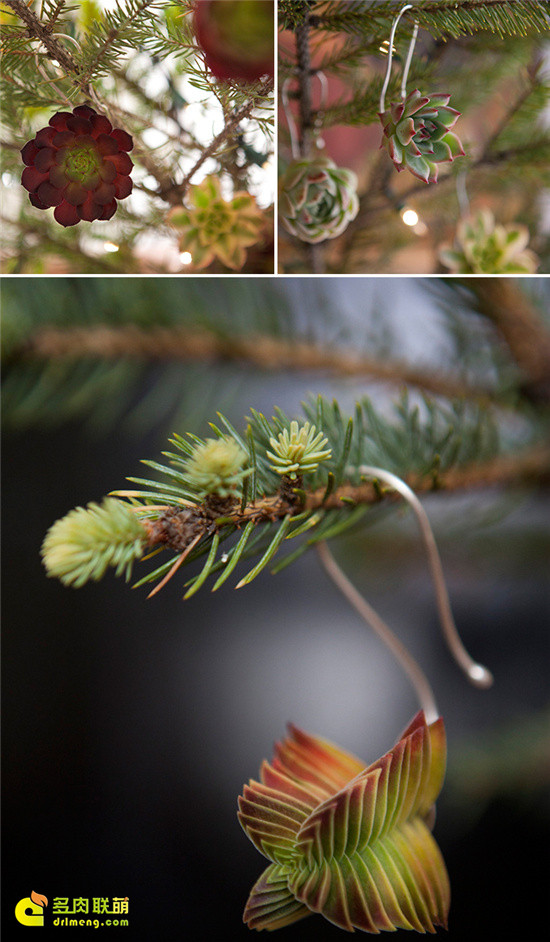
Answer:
141, 445, 550, 553
177, 79, 273, 200
1, 0, 82, 80
17, 323, 495, 402
292, 8, 325, 274
460, 279, 550, 404
93, 78, 272, 206
295, 14, 314, 158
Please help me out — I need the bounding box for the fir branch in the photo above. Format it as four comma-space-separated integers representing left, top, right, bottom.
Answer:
13, 322, 496, 403
41, 394, 550, 595
43, 441, 550, 595
412, 0, 549, 39
78, 0, 158, 86
87, 75, 272, 205
44, 1, 66, 32
1, 0, 83, 82
318, 1, 550, 40
138, 443, 550, 545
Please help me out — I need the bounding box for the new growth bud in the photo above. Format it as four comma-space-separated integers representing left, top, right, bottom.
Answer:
41, 498, 146, 587
184, 436, 251, 497
266, 421, 331, 479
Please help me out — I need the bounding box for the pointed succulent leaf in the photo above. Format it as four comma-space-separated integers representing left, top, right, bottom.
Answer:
243, 862, 311, 931
239, 711, 450, 933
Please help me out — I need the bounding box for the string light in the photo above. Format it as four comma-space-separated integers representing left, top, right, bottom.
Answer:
399, 205, 428, 236
179, 251, 193, 265
401, 208, 419, 226
103, 241, 119, 253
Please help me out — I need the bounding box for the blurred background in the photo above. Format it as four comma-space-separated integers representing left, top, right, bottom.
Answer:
2, 275, 549, 939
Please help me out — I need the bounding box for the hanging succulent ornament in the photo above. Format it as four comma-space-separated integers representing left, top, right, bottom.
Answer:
20, 104, 133, 227
193, 0, 274, 83
280, 71, 359, 245
167, 175, 264, 270
239, 710, 450, 933
379, 89, 464, 184
279, 155, 359, 244
378, 6, 464, 183
439, 208, 539, 274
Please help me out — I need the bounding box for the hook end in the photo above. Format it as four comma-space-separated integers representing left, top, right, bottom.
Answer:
467, 663, 494, 689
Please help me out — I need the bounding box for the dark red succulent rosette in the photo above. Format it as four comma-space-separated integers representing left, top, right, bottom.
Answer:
21, 104, 133, 227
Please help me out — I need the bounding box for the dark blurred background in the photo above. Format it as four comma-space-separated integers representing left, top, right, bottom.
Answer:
2, 276, 549, 940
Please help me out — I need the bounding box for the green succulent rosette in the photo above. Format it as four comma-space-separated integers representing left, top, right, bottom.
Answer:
379, 89, 464, 183
279, 155, 359, 244
439, 208, 539, 274
168, 175, 264, 270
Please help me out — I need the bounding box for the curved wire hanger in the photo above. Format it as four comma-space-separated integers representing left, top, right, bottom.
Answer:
32, 31, 84, 106
282, 70, 328, 159
318, 465, 493, 723
379, 4, 419, 113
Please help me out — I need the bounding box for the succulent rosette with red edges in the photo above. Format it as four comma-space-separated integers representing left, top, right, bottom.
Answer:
379, 89, 464, 183
21, 104, 134, 227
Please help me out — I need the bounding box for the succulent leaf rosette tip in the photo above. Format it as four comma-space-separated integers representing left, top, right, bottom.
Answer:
21, 104, 133, 227
380, 89, 464, 184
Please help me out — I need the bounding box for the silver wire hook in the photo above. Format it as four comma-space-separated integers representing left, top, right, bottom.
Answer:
282, 75, 300, 160
379, 4, 419, 113
33, 48, 72, 106
456, 171, 471, 217
400, 19, 419, 98
282, 70, 329, 160
315, 69, 328, 117
317, 541, 440, 723
50, 33, 83, 54
353, 465, 494, 690
32, 32, 85, 107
